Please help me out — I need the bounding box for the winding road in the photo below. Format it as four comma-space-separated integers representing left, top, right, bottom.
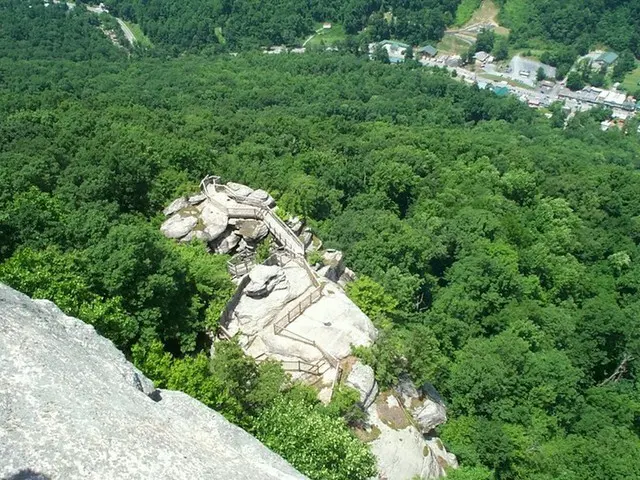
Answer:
86, 4, 136, 45
116, 18, 136, 45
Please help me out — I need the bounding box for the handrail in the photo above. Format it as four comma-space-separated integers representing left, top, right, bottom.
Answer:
273, 286, 323, 334
293, 254, 321, 287
218, 324, 233, 340
255, 353, 322, 375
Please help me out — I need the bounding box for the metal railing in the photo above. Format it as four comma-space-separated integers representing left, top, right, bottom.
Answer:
273, 286, 323, 334
227, 256, 255, 277
202, 175, 338, 389
255, 353, 323, 376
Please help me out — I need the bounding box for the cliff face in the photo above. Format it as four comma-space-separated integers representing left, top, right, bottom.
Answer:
0, 284, 307, 480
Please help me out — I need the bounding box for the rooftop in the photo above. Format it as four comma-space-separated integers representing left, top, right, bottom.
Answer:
417, 45, 437, 56
379, 40, 410, 49
597, 51, 619, 64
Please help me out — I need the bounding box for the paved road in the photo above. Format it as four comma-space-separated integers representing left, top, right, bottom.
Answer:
86, 5, 136, 45
116, 18, 136, 45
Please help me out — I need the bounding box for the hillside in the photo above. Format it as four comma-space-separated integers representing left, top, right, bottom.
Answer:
1, 3, 640, 480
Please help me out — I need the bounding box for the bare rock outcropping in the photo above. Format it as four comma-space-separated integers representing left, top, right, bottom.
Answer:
0, 284, 307, 480
159, 176, 457, 479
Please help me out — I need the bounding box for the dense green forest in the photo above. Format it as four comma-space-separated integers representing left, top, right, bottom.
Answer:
1, 4, 640, 480
101, 0, 461, 49
498, 0, 640, 56
100, 0, 640, 63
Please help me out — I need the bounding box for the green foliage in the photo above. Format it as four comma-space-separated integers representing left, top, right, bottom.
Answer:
253, 396, 376, 480
307, 250, 324, 266
325, 385, 366, 426
2, 14, 640, 478
455, 0, 482, 27
346, 276, 398, 322
499, 0, 640, 57
613, 50, 637, 81
0, 247, 137, 349
446, 466, 495, 480
566, 71, 585, 91
475, 29, 495, 53
254, 236, 272, 263
492, 36, 509, 61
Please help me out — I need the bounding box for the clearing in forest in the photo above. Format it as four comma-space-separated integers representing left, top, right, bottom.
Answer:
457, 0, 510, 35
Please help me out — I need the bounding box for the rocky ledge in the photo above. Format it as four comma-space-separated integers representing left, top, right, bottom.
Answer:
0, 284, 307, 480
161, 177, 458, 480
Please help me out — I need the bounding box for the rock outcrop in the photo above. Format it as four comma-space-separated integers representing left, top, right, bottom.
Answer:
366, 389, 457, 480
0, 284, 307, 480
160, 176, 457, 479
345, 361, 379, 409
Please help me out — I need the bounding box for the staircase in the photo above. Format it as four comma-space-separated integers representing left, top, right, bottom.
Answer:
202, 175, 342, 390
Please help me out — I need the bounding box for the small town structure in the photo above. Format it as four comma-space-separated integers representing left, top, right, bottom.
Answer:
417, 45, 437, 59
595, 51, 619, 68
474, 51, 490, 63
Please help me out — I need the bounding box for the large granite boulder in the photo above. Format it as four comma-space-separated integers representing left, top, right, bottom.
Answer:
161, 213, 198, 239
200, 203, 229, 241
215, 231, 241, 254
248, 189, 276, 207
317, 249, 345, 282
396, 376, 448, 433
366, 392, 457, 480
287, 216, 304, 235
163, 196, 189, 216
236, 219, 269, 243
226, 182, 254, 199
0, 284, 307, 480
245, 265, 287, 298
345, 361, 378, 409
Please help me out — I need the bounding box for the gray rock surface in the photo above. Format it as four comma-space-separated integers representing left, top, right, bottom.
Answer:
188, 193, 207, 205
318, 249, 345, 282
236, 219, 269, 242
215, 231, 241, 254
180, 229, 212, 243
396, 377, 448, 433
367, 393, 457, 480
160, 213, 199, 239
345, 361, 378, 409
0, 284, 307, 480
300, 231, 312, 249
163, 197, 189, 216
287, 216, 304, 235
248, 189, 276, 207
227, 182, 254, 198
200, 203, 229, 241
245, 265, 287, 298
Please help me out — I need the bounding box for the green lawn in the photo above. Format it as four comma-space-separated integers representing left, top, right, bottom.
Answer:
437, 34, 473, 55
124, 21, 152, 48
621, 62, 640, 94
306, 24, 346, 47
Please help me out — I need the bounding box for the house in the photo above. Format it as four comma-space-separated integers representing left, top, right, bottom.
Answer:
596, 51, 619, 67
417, 45, 438, 59
376, 40, 410, 59
493, 86, 509, 97
322, 22, 332, 29
474, 51, 490, 63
